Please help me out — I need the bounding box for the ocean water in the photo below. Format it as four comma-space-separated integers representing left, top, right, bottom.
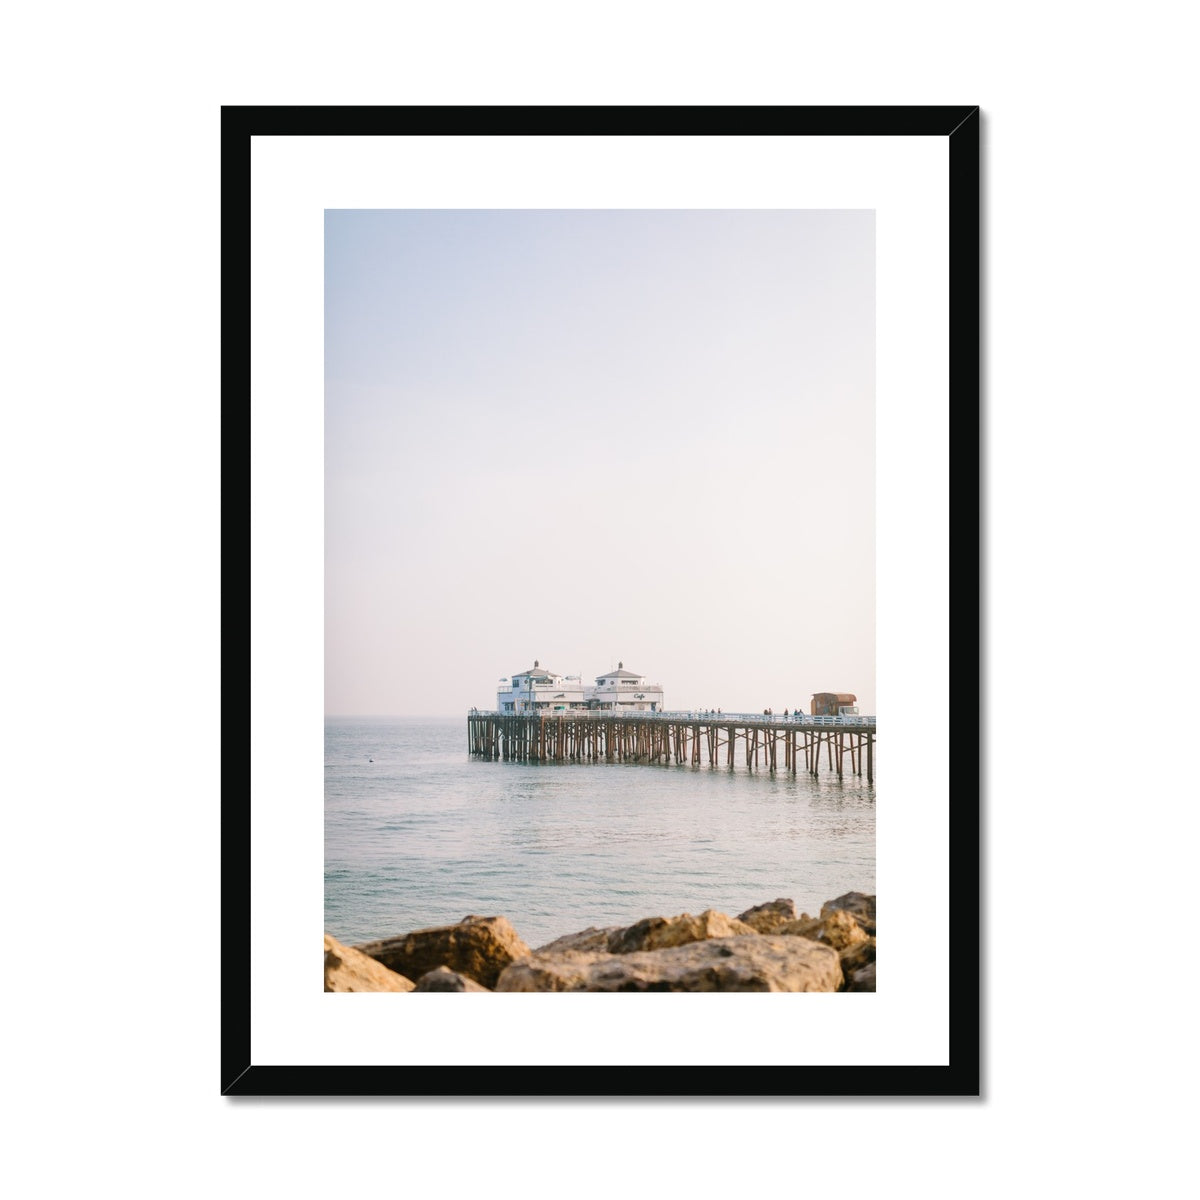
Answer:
325, 715, 875, 949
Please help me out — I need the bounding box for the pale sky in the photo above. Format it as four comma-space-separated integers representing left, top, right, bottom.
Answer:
325, 209, 875, 715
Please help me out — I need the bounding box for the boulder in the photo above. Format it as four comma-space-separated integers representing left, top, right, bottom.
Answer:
838, 936, 876, 980
324, 933, 415, 992
414, 966, 491, 992
777, 908, 869, 951
606, 909, 757, 953
496, 935, 843, 992
534, 926, 624, 955
495, 948, 611, 992
821, 892, 876, 930
735, 898, 798, 934
355, 915, 530, 990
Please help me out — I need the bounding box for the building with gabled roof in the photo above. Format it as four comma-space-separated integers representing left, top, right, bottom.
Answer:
496, 660, 664, 713
588, 662, 664, 712
497, 660, 586, 713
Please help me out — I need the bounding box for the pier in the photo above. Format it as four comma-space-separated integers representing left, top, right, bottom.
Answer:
467, 711, 875, 781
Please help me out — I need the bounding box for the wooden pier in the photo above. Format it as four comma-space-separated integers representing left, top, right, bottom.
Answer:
466, 711, 875, 781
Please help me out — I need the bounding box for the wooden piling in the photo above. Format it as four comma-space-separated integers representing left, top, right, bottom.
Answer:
466, 712, 875, 782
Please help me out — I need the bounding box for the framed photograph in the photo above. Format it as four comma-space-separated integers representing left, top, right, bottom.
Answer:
227, 106, 979, 1096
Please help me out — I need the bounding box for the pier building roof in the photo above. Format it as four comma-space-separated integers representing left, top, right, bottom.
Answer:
514, 660, 557, 679
596, 662, 643, 681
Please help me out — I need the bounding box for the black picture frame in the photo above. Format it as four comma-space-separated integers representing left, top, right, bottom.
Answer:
224, 105, 980, 1097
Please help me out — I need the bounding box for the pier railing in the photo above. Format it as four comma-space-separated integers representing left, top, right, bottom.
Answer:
468, 709, 875, 728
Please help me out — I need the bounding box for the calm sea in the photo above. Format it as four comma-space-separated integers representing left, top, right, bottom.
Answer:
325, 715, 876, 949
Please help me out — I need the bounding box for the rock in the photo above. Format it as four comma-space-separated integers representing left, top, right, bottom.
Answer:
845, 961, 876, 992
324, 933, 415, 992
413, 966, 491, 992
735, 898, 798, 934
606, 909, 757, 953
354, 915, 530, 990
496, 935, 843, 992
495, 948, 611, 992
777, 908, 870, 951
838, 936, 876, 980
821, 891, 876, 930
534, 926, 624, 955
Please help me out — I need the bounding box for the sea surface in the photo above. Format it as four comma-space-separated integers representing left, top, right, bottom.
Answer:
325, 715, 876, 949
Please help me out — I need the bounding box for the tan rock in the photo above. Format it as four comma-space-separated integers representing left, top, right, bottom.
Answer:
324, 933, 415, 992
777, 908, 869, 951
354, 915, 530, 990
821, 891, 876, 930
607, 909, 757, 953
496, 935, 842, 992
534, 926, 624, 955
413, 966, 491, 992
735, 898, 798, 934
838, 936, 876, 980
495, 948, 611, 991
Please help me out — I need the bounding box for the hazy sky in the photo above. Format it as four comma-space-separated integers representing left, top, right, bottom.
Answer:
325, 209, 874, 715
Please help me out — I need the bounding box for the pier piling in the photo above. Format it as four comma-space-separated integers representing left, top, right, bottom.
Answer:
465, 711, 875, 779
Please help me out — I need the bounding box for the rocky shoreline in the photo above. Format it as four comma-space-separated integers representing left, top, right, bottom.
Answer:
325, 892, 875, 992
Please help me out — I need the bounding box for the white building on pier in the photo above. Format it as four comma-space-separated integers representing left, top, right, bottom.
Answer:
497, 662, 585, 713
587, 662, 664, 712
496, 660, 663, 713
